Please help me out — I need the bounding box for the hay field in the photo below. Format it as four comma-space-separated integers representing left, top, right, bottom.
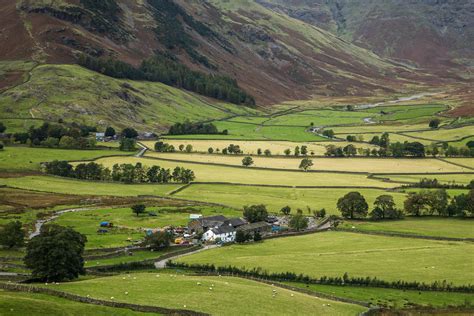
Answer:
145, 153, 470, 173
92, 156, 400, 188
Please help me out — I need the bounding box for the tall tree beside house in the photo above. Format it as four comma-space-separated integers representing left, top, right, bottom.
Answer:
289, 213, 308, 231
24, 225, 86, 282
337, 192, 368, 219
121, 127, 138, 139
105, 126, 116, 137
243, 205, 268, 223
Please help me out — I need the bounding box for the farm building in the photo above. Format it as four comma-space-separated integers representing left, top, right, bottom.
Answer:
202, 224, 236, 243
237, 222, 272, 237
188, 215, 228, 234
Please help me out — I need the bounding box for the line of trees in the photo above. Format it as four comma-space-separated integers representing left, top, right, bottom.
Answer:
44, 161, 195, 184
78, 54, 255, 106
166, 262, 474, 293
416, 178, 474, 190
10, 122, 97, 149
168, 121, 226, 135
337, 189, 473, 220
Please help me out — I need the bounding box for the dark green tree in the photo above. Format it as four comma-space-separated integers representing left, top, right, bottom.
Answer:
337, 192, 368, 219
121, 127, 138, 139
242, 156, 254, 167
243, 204, 268, 223
280, 206, 291, 216
0, 221, 25, 249
289, 213, 308, 231
299, 158, 313, 171
24, 225, 86, 282
429, 119, 440, 129
105, 126, 116, 137
144, 231, 172, 250
132, 204, 146, 216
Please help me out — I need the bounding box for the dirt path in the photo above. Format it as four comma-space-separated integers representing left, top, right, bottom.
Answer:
29, 207, 93, 239
135, 142, 148, 158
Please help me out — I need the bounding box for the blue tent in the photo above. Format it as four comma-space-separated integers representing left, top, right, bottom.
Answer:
100, 221, 110, 227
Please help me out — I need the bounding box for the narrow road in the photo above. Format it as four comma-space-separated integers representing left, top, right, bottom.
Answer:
154, 245, 219, 269
136, 142, 148, 158
29, 208, 92, 239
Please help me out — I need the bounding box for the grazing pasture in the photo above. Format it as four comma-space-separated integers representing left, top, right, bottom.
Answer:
45, 272, 366, 315
263, 109, 372, 126
174, 184, 406, 213
445, 158, 474, 169
178, 231, 474, 285
92, 156, 400, 188
340, 217, 474, 239
0, 146, 129, 171
331, 123, 431, 134
145, 153, 470, 173
285, 283, 474, 308
0, 291, 152, 316
362, 104, 447, 121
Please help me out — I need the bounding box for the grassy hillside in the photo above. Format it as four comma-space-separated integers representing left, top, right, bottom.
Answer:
0, 63, 259, 131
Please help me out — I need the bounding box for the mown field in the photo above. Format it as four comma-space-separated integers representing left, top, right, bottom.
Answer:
178, 231, 474, 284
0, 146, 129, 171
40, 272, 366, 315
0, 290, 154, 316
402, 125, 474, 142
0, 176, 182, 196
174, 184, 406, 213
142, 139, 378, 156
145, 152, 470, 173
91, 156, 399, 188
339, 217, 474, 239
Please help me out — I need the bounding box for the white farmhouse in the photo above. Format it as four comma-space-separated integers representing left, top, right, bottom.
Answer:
202, 224, 236, 243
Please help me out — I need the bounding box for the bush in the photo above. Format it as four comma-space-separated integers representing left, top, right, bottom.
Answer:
0, 221, 25, 249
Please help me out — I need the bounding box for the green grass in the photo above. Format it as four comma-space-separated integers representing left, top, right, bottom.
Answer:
379, 173, 474, 185
0, 176, 181, 197
92, 156, 399, 188
175, 184, 406, 214
40, 272, 366, 315
445, 158, 474, 169
178, 231, 474, 285
362, 104, 447, 121
264, 109, 372, 126
0, 290, 155, 316
340, 217, 474, 239
284, 282, 474, 308
0, 146, 130, 171
402, 125, 474, 142
0, 118, 45, 133
84, 249, 172, 267
0, 64, 259, 131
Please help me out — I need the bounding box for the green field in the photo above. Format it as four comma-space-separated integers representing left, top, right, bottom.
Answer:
379, 173, 474, 185
0, 146, 129, 171
285, 282, 474, 308
340, 217, 474, 239
363, 104, 447, 121
85, 249, 172, 267
178, 231, 474, 284
0, 290, 154, 316
402, 125, 474, 142
175, 184, 406, 213
0, 118, 45, 133
0, 176, 181, 196
41, 272, 366, 315
263, 109, 372, 126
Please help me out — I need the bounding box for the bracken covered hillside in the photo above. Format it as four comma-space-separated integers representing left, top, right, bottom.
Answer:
0, 0, 446, 105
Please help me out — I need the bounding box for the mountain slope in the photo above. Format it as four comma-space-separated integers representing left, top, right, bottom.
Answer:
257, 0, 474, 70
0, 0, 433, 106
0, 63, 259, 131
